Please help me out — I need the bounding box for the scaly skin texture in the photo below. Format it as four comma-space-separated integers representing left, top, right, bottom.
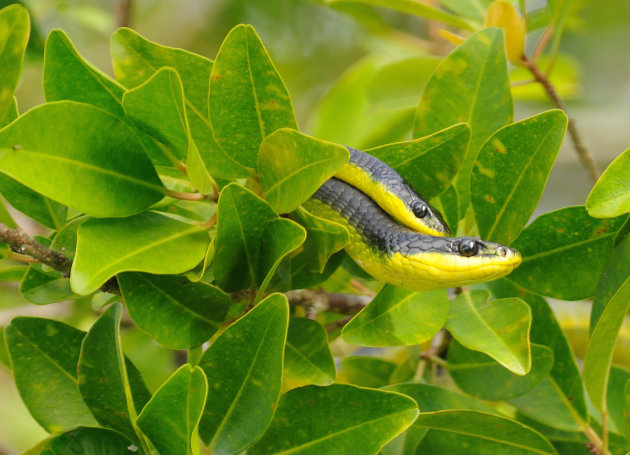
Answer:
334, 147, 450, 236
305, 178, 521, 291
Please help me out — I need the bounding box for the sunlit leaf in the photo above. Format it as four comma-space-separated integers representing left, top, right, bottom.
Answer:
258, 128, 349, 214
341, 356, 397, 388
446, 290, 531, 375
342, 285, 449, 347
23, 427, 134, 455
0, 174, 66, 229
507, 206, 625, 300
0, 4, 29, 121
284, 317, 336, 386
210, 24, 297, 169
472, 110, 567, 244
586, 146, 630, 218
198, 293, 289, 454
71, 212, 209, 295
249, 384, 419, 455
19, 265, 76, 305
137, 365, 208, 455
0, 102, 165, 218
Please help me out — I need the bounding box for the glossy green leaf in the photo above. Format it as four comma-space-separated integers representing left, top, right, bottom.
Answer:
214, 183, 277, 292
507, 206, 625, 300
327, 0, 474, 30
119, 273, 229, 349
0, 4, 29, 122
257, 217, 306, 298
23, 427, 134, 455
606, 366, 630, 436
111, 27, 246, 179
592, 236, 630, 331
258, 128, 349, 213
341, 356, 397, 388
584, 276, 630, 412
625, 378, 630, 440
0, 174, 66, 229
508, 378, 584, 432
586, 147, 630, 218
290, 206, 349, 273
448, 341, 553, 401
446, 290, 531, 375
49, 216, 85, 261
5, 317, 97, 433
413, 410, 556, 454
431, 184, 459, 235
0, 265, 26, 281
137, 364, 208, 455
71, 211, 209, 295
438, 0, 492, 23
414, 28, 513, 217
0, 101, 165, 218
383, 382, 495, 455
19, 265, 76, 304
366, 123, 470, 200
209, 24, 297, 169
43, 29, 125, 117
123, 67, 191, 163
0, 199, 16, 228
0, 96, 18, 128
249, 384, 419, 455
77, 303, 149, 442
198, 293, 289, 454
342, 285, 449, 347
472, 110, 568, 244
284, 317, 336, 386
489, 279, 588, 425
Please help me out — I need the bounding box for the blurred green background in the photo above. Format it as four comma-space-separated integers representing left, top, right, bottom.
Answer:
2, 0, 630, 452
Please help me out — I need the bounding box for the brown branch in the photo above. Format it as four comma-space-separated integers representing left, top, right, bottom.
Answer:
115, 0, 133, 28
1, 223, 72, 275
521, 56, 601, 184
285, 289, 371, 315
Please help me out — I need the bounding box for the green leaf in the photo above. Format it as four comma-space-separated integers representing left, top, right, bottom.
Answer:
412, 410, 556, 454
0, 96, 18, 128
123, 67, 190, 164
71, 211, 209, 295
340, 356, 397, 388
414, 27, 513, 219
198, 293, 289, 454
327, 0, 475, 30
5, 317, 97, 433
586, 147, 630, 218
43, 29, 125, 117
382, 382, 494, 455
366, 123, 471, 200
257, 217, 306, 298
119, 272, 229, 349
0, 197, 17, 228
111, 27, 247, 179
592, 236, 630, 331
448, 341, 553, 401
472, 110, 568, 244
0, 4, 29, 122
249, 384, 419, 455
209, 24, 297, 169
19, 265, 76, 304
23, 427, 134, 455
290, 207, 349, 273
507, 206, 625, 300
77, 303, 148, 442
438, 0, 492, 23
606, 366, 630, 436
625, 378, 630, 440
446, 290, 531, 375
0, 101, 165, 218
0, 173, 66, 229
0, 265, 26, 281
489, 279, 588, 426
284, 317, 336, 386
258, 128, 349, 213
137, 364, 208, 455
49, 216, 86, 261
214, 183, 277, 292
342, 285, 449, 347
584, 276, 630, 412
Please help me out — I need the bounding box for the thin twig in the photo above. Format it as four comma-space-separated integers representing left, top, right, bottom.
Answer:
166, 189, 207, 201
285, 289, 371, 314
583, 425, 610, 455
532, 26, 554, 63
115, 0, 132, 28
521, 56, 600, 184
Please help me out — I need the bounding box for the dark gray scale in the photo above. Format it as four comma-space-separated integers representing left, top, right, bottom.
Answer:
346, 147, 448, 232
312, 178, 460, 256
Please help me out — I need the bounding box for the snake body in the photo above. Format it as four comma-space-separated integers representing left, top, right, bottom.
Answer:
306, 149, 521, 290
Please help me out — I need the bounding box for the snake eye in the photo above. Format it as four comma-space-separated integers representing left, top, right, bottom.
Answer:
412, 202, 429, 218
458, 239, 479, 257
497, 246, 507, 257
